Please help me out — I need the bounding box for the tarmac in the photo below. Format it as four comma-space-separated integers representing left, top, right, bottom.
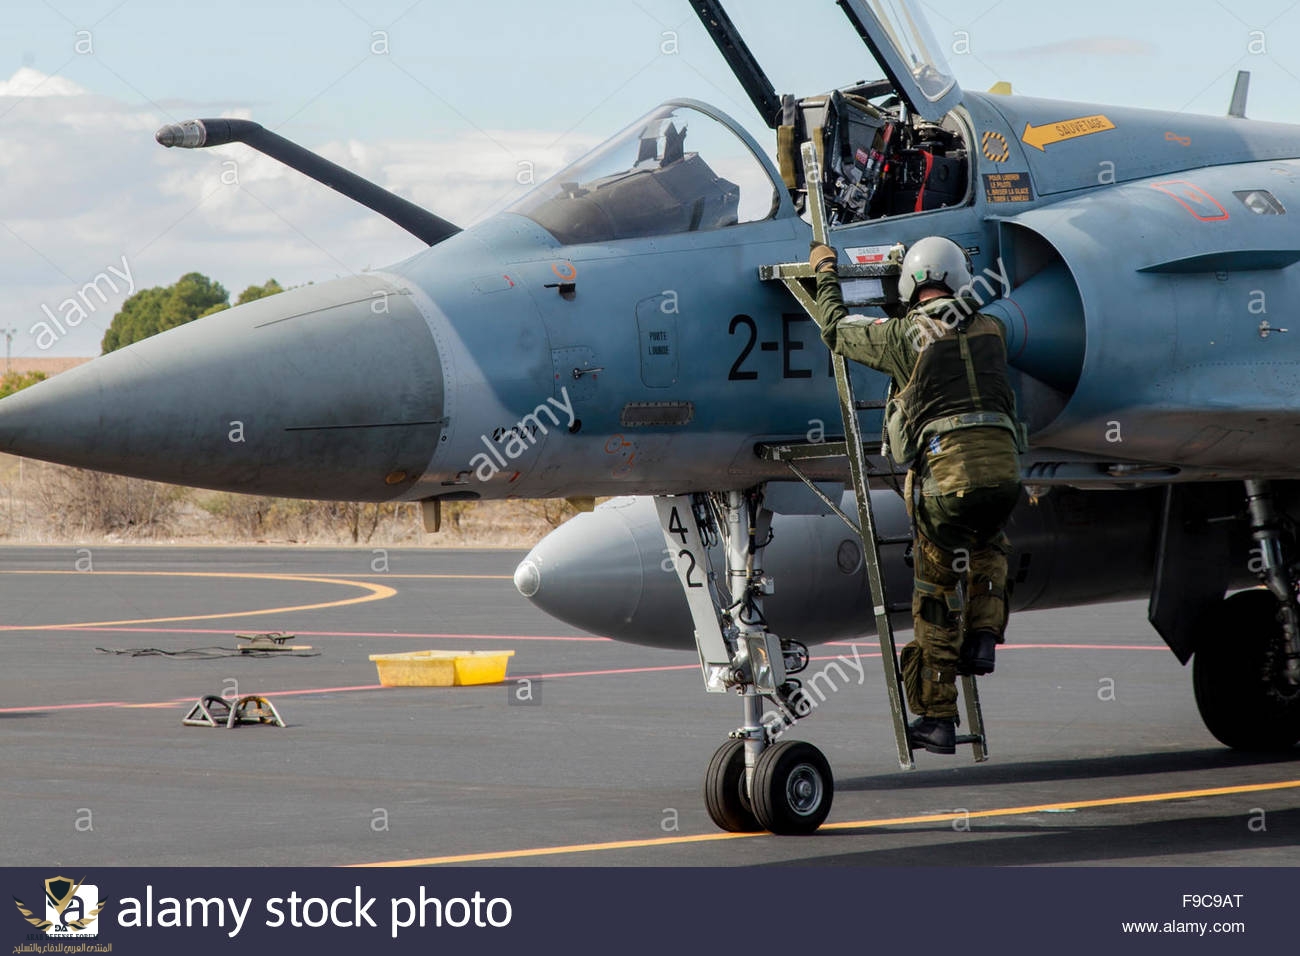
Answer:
1, 545, 1297, 867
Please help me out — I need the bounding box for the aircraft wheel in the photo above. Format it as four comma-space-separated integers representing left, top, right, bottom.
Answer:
751, 740, 833, 835
704, 739, 762, 832
1194, 590, 1300, 751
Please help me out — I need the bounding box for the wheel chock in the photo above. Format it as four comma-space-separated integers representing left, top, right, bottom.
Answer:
182, 695, 229, 727
182, 694, 286, 728
230, 695, 286, 727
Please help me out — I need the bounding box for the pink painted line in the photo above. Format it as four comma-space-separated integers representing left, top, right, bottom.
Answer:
243, 683, 385, 698
0, 644, 1171, 716
5, 625, 609, 643
0, 683, 390, 715
825, 640, 1165, 652
0, 700, 132, 714
999, 643, 1165, 652
526, 663, 697, 680
525, 647, 1167, 680
0, 662, 706, 714
532, 656, 879, 679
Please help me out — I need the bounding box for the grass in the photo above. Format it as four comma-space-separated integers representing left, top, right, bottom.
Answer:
0, 454, 583, 548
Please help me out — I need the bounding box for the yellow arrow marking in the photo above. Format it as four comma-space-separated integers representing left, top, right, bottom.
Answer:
1022, 113, 1115, 152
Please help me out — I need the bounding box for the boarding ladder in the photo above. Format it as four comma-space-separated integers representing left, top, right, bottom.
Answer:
757, 141, 988, 770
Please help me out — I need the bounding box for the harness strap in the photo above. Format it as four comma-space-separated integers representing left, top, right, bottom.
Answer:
957, 326, 984, 411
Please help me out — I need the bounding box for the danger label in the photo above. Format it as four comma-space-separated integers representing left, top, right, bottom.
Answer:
843, 244, 895, 264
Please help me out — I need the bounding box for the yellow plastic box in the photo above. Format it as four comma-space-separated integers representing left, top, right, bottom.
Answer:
369, 649, 515, 687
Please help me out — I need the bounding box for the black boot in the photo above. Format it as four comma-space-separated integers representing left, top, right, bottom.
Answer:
908, 716, 957, 754
958, 628, 998, 676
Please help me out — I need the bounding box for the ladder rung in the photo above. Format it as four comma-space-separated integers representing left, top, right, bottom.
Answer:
906, 735, 986, 754
756, 440, 903, 467
758, 262, 901, 281
757, 440, 849, 461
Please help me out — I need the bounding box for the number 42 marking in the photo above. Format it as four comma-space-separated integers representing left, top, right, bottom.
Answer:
665, 507, 702, 587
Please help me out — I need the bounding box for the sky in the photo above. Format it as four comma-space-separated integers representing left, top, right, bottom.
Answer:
3, 0, 1300, 356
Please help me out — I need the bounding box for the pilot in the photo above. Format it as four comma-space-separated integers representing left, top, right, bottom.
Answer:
809, 236, 1024, 754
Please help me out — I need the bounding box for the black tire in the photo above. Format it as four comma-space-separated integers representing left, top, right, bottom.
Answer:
1193, 589, 1300, 751
751, 740, 833, 835
704, 739, 762, 833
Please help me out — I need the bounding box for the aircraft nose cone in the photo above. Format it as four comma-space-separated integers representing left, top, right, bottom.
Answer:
513, 559, 542, 598
515, 497, 696, 647
0, 273, 445, 500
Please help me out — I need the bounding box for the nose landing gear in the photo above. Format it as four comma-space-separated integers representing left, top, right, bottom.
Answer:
660, 489, 835, 835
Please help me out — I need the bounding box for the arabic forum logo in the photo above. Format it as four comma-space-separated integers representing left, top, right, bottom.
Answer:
13, 877, 104, 937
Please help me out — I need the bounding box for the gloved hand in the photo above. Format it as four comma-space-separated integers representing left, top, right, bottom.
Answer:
809, 242, 837, 274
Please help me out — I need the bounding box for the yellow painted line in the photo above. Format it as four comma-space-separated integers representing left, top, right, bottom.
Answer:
350, 831, 757, 866
0, 571, 396, 629
821, 777, 1300, 830
302, 574, 512, 580
348, 777, 1300, 867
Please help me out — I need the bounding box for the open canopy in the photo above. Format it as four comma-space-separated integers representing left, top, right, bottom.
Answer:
838, 0, 963, 121
508, 103, 780, 245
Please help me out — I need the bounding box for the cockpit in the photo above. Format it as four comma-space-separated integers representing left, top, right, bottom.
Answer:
785, 84, 971, 227
510, 0, 973, 246
508, 104, 780, 246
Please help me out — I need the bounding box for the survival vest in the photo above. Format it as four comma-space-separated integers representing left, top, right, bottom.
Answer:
883, 298, 1027, 465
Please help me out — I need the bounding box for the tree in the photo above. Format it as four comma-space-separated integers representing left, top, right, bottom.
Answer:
0, 370, 47, 399
101, 273, 228, 353
198, 279, 284, 319
236, 279, 284, 304
101, 286, 166, 353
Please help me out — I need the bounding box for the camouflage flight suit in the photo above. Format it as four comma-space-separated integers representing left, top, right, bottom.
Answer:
816, 272, 1023, 720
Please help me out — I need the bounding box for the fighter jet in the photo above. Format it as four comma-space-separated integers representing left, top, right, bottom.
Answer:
2, 0, 1298, 834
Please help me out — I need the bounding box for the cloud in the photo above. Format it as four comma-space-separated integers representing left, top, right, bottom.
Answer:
0, 69, 600, 357
0, 67, 89, 98
995, 36, 1158, 58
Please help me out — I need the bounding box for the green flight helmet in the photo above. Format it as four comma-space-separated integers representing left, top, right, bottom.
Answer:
898, 236, 972, 305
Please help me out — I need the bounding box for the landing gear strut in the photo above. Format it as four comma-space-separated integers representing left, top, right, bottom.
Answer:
1193, 480, 1300, 751
658, 488, 833, 835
